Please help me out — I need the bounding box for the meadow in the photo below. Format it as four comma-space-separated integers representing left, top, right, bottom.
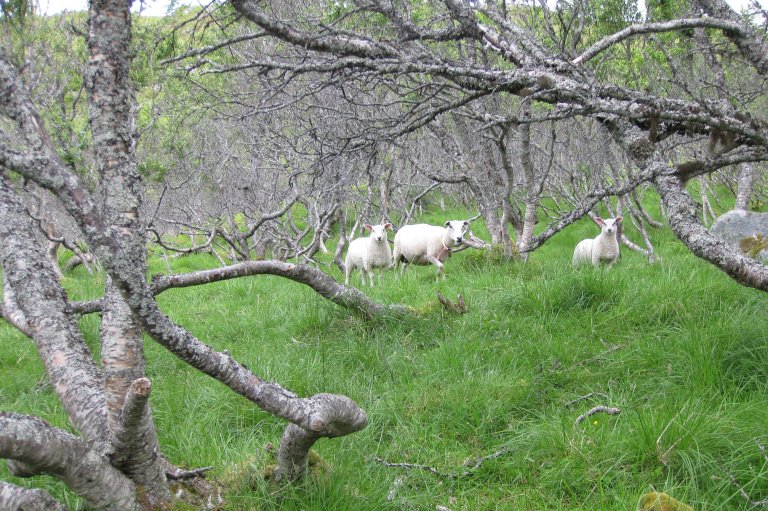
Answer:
2, 208, 768, 510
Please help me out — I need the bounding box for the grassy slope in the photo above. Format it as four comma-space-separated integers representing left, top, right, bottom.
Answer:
1, 209, 767, 510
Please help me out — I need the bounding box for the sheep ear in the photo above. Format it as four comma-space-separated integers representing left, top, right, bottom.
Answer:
444, 221, 451, 227
364, 224, 373, 231
593, 216, 605, 226
463, 220, 470, 227
615, 216, 623, 223
384, 223, 394, 230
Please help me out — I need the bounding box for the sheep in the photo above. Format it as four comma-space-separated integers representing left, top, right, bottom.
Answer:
392, 220, 469, 281
572, 216, 623, 268
344, 223, 394, 287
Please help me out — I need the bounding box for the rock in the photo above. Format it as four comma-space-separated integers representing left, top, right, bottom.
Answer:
710, 210, 768, 261
636, 492, 694, 511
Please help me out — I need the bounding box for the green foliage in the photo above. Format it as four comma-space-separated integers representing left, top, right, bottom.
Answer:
138, 158, 170, 182
0, 0, 32, 25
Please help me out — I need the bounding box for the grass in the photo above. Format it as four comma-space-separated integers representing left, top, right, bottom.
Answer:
2, 208, 768, 510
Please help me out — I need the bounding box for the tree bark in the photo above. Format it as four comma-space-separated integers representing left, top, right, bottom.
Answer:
735, 163, 754, 211
0, 176, 110, 455
0, 482, 69, 511
84, 0, 170, 501
1, 274, 32, 337
150, 260, 405, 318
0, 413, 136, 511
516, 105, 540, 258
655, 174, 768, 291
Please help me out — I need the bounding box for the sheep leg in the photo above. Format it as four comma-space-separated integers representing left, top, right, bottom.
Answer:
392, 246, 402, 274
424, 255, 445, 282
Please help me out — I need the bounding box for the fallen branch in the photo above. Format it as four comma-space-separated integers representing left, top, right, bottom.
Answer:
573, 405, 621, 427
714, 471, 768, 508
374, 446, 513, 479
712, 439, 768, 508
165, 465, 215, 481
437, 291, 468, 314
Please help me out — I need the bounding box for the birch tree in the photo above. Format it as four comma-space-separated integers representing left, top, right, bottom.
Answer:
199, 0, 768, 288
0, 1, 401, 508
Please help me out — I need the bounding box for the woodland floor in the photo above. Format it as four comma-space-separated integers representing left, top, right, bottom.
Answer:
2, 207, 768, 510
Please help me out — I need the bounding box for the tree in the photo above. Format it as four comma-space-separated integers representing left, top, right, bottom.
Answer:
0, 1, 403, 508
197, 0, 768, 289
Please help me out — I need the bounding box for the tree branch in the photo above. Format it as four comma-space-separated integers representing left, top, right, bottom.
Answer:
655, 174, 768, 291
573, 405, 621, 427
149, 260, 406, 319
0, 176, 109, 454
0, 482, 68, 511
0, 413, 136, 511
571, 18, 746, 66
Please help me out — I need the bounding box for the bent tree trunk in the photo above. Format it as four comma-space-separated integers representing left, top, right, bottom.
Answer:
0, 1, 369, 509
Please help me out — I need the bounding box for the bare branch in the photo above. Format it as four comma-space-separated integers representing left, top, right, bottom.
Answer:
655, 174, 768, 292
374, 446, 513, 479
572, 18, 746, 66
0, 482, 68, 511
0, 413, 136, 510
150, 259, 405, 318
573, 405, 621, 427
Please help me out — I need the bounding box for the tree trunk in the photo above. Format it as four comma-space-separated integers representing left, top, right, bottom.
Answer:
735, 162, 754, 211
0, 177, 110, 454
516, 112, 539, 259
85, 0, 170, 503
0, 482, 69, 511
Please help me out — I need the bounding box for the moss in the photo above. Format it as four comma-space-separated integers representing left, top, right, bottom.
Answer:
636, 492, 694, 511
738, 234, 768, 259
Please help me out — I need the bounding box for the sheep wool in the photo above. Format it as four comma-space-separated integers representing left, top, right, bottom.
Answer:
393, 220, 469, 281
345, 223, 394, 287
572, 216, 623, 268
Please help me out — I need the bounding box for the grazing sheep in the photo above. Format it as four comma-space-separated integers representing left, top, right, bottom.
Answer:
345, 223, 394, 287
572, 216, 623, 268
393, 220, 469, 281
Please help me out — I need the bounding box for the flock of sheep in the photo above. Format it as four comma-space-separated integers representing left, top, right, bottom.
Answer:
344, 216, 623, 287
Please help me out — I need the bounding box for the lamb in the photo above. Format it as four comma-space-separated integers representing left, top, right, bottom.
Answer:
344, 223, 394, 287
392, 220, 469, 281
572, 216, 623, 268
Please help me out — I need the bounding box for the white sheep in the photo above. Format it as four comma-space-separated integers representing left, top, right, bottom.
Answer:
344, 223, 394, 287
572, 216, 623, 268
393, 220, 469, 281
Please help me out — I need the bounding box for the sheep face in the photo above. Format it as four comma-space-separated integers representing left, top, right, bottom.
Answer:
444, 220, 470, 246
594, 216, 622, 235
364, 223, 394, 243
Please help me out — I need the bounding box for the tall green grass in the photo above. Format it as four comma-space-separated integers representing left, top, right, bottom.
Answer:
1, 210, 767, 510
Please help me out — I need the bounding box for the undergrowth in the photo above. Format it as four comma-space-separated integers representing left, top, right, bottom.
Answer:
1, 210, 767, 510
